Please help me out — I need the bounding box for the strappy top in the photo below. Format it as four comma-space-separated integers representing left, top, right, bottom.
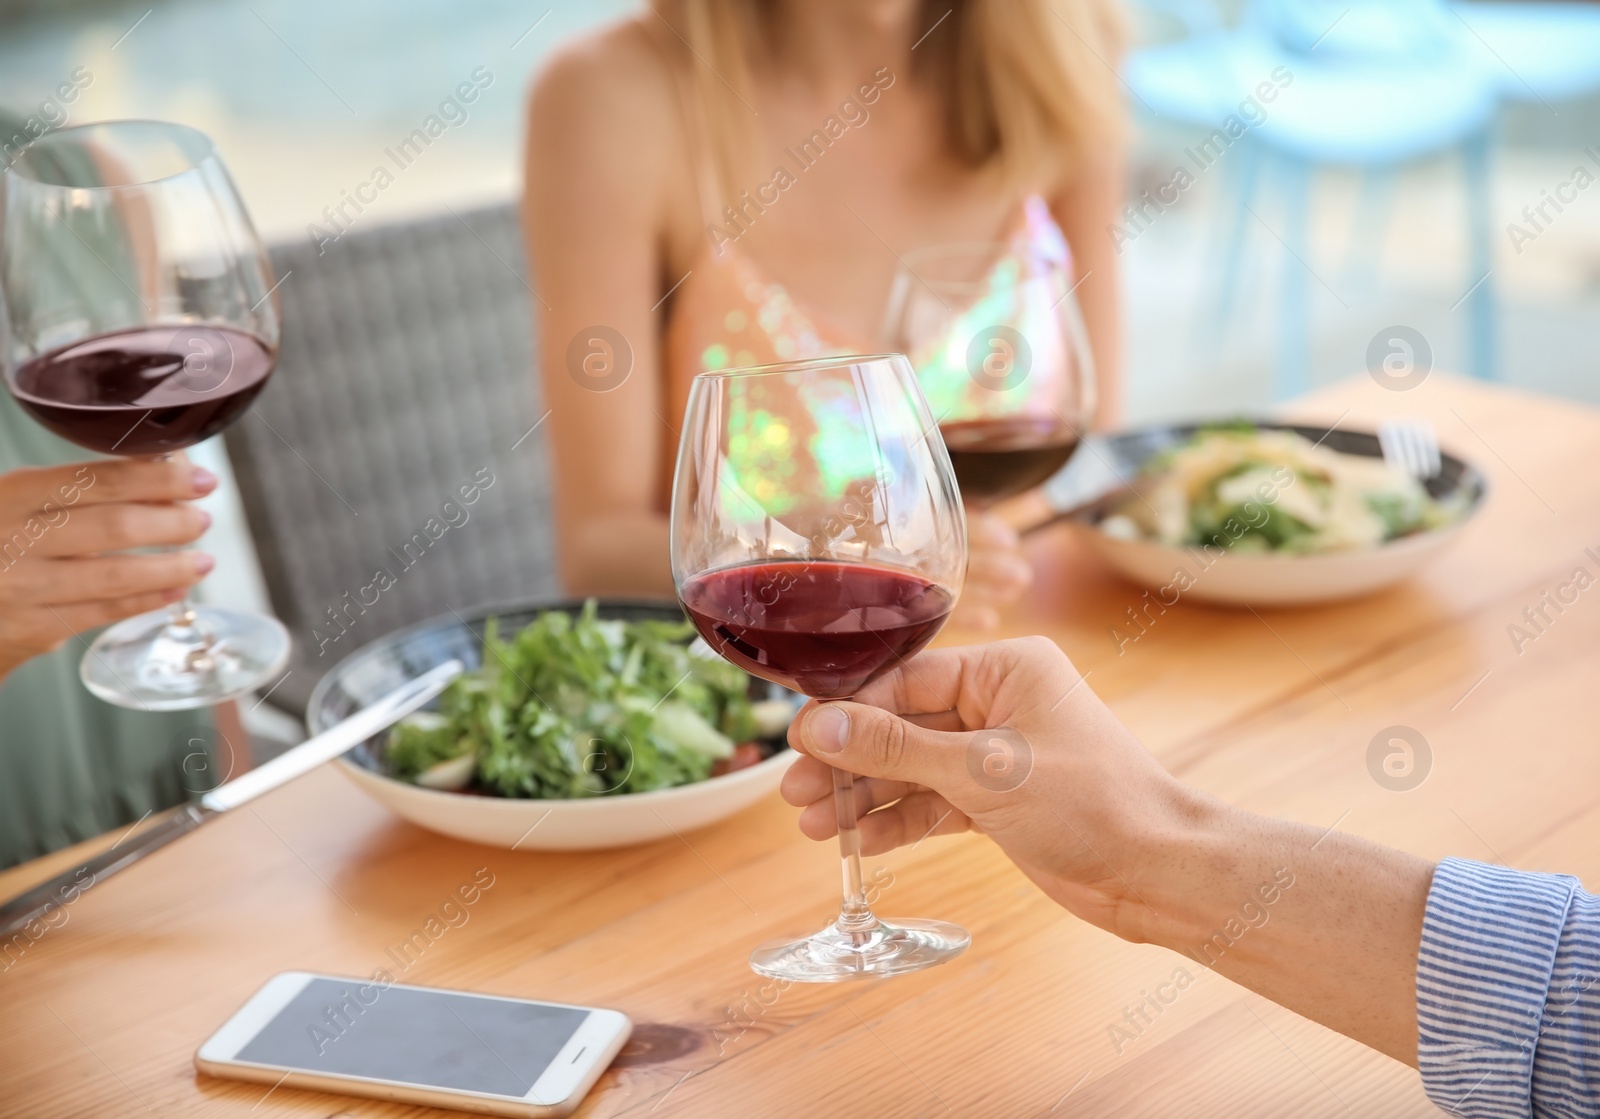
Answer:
657, 57, 1077, 508
664, 194, 1070, 375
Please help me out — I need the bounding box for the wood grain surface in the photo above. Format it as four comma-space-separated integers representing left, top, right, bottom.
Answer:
2, 373, 1594, 1119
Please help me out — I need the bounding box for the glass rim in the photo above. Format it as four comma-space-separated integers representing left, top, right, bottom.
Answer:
691, 351, 909, 381
4, 119, 221, 190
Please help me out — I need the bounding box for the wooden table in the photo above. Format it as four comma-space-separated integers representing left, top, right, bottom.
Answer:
4, 373, 1598, 1118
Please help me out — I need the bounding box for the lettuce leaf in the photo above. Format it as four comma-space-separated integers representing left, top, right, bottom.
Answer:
385, 600, 759, 797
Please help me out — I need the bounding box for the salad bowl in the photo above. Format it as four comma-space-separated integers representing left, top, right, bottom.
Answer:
307, 598, 798, 850
1045, 421, 1489, 606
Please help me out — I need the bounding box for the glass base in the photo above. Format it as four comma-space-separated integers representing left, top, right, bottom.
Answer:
81, 605, 291, 711
750, 915, 969, 982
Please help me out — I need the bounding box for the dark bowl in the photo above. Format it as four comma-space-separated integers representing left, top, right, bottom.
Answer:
1042, 419, 1490, 606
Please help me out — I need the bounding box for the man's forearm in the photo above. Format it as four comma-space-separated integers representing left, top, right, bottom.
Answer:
1133, 795, 1435, 1065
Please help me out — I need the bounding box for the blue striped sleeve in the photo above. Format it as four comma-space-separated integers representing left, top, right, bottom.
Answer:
1417, 857, 1600, 1118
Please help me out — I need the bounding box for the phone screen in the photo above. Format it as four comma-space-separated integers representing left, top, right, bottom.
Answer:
235, 978, 590, 1097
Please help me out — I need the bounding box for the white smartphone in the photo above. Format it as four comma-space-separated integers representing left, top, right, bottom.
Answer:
196, 972, 632, 1118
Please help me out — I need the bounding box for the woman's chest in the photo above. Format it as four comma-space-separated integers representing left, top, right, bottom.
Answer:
665, 87, 1039, 343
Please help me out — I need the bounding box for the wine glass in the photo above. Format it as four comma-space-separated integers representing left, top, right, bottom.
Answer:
0, 120, 290, 710
671, 353, 969, 982
884, 239, 1095, 509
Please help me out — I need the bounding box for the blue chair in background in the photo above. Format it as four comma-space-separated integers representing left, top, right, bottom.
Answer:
1125, 1, 1500, 396
1452, 2, 1600, 105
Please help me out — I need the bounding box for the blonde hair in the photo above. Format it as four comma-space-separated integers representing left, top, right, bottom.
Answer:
651, 0, 1126, 203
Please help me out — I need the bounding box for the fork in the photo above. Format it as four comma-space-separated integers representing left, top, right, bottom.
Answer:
1378, 418, 1442, 480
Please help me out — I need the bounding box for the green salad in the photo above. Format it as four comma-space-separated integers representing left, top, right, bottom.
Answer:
1101, 426, 1466, 554
385, 601, 787, 798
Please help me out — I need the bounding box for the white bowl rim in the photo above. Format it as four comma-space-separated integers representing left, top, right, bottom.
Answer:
1074, 419, 1489, 561
307, 595, 801, 814
335, 746, 796, 810
1075, 506, 1479, 565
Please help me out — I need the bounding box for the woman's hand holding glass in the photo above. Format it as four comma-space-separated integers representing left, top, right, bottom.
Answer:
1, 120, 288, 708
951, 511, 1034, 631
0, 458, 216, 683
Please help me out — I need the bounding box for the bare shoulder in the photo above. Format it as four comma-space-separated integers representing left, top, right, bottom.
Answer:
525, 16, 683, 176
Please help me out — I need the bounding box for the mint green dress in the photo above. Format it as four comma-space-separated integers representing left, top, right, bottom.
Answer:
0, 394, 216, 869
0, 109, 214, 869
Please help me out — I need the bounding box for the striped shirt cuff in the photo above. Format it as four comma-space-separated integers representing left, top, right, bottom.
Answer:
1417, 857, 1598, 1118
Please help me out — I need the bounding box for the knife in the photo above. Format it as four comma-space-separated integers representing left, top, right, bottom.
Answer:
1017, 433, 1137, 538
0, 659, 464, 940
1019, 483, 1134, 537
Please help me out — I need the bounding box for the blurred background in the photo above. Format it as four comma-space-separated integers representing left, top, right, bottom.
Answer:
5, 0, 1597, 416
3, 0, 1598, 739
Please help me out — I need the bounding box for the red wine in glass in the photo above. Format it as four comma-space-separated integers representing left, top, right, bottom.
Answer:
887, 240, 1095, 509
7, 325, 275, 456
1, 120, 289, 710
939, 416, 1081, 507
671, 353, 969, 982
680, 560, 953, 700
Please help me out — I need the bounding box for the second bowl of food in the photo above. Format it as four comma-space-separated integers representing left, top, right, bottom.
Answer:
1049, 421, 1488, 606
306, 598, 800, 850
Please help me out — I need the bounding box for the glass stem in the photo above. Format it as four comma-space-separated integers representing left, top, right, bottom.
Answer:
833, 766, 876, 943
167, 592, 197, 628
147, 549, 215, 678
153, 451, 212, 670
